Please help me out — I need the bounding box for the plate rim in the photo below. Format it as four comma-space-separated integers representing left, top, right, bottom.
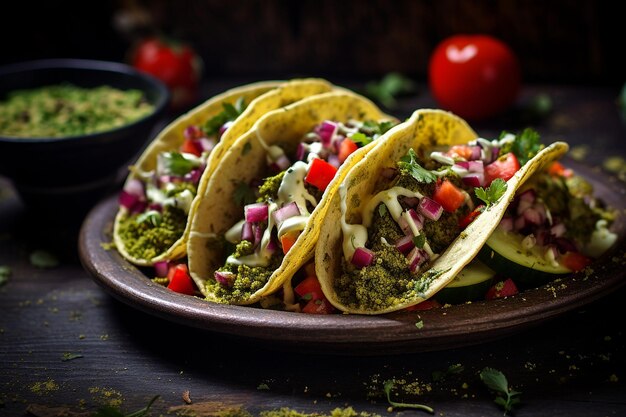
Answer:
79, 160, 626, 354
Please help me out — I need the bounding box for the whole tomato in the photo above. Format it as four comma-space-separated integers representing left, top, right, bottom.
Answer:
428, 35, 521, 121
131, 37, 202, 111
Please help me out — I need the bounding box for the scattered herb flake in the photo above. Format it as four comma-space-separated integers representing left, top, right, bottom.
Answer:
350, 132, 372, 147
475, 178, 507, 207
233, 181, 256, 206
257, 383, 270, 390
432, 363, 465, 382
378, 204, 388, 217
398, 149, 436, 183
509, 128, 543, 165
204, 98, 247, 136
162, 152, 196, 176
413, 234, 426, 249
383, 380, 434, 414
62, 352, 84, 361
479, 367, 521, 416
0, 266, 10, 286
30, 250, 59, 269
92, 394, 159, 417
415, 320, 424, 329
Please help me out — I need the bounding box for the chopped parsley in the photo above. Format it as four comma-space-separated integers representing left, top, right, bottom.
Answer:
502, 128, 544, 165
398, 149, 436, 184
161, 152, 197, 176
136, 210, 162, 227
204, 97, 246, 136
364, 72, 416, 109
475, 178, 507, 207
412, 234, 426, 249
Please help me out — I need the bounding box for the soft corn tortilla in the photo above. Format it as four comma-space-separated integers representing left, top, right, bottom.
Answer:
114, 79, 335, 266
315, 109, 569, 314
187, 90, 396, 304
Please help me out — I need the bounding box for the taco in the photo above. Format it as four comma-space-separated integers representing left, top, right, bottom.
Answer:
314, 109, 570, 314
113, 78, 334, 266
186, 90, 398, 305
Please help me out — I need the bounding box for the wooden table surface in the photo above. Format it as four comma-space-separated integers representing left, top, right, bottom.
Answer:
1, 81, 625, 417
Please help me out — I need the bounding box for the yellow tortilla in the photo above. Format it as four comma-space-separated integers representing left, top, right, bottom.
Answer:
187, 90, 397, 304
315, 109, 569, 314
114, 79, 335, 266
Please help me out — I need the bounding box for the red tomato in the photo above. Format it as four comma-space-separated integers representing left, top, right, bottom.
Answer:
180, 138, 202, 157
338, 138, 359, 163
131, 37, 202, 110
484, 153, 521, 186
433, 179, 466, 212
428, 35, 521, 121
561, 252, 592, 272
302, 298, 334, 314
279, 231, 300, 255
166, 264, 196, 296
294, 276, 324, 301
485, 278, 519, 300
404, 299, 441, 311
458, 205, 485, 229
305, 158, 338, 191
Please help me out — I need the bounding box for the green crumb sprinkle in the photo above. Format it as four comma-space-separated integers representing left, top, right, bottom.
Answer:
61, 352, 84, 361
257, 383, 270, 390
609, 374, 619, 382
415, 320, 424, 329
100, 241, 116, 250
29, 250, 59, 269
30, 379, 59, 395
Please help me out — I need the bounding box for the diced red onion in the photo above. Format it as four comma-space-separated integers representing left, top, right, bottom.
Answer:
469, 146, 482, 160
198, 138, 216, 153
241, 222, 254, 242
218, 121, 234, 139
381, 167, 398, 179
252, 223, 264, 247
327, 154, 341, 168
408, 247, 429, 274
214, 271, 235, 287
296, 143, 307, 161
462, 174, 483, 188
395, 235, 415, 255
523, 207, 542, 225
351, 247, 375, 269
532, 203, 547, 224
490, 147, 500, 163
467, 160, 484, 173
184, 125, 203, 140
550, 222, 566, 238
130, 201, 147, 215
119, 190, 140, 210
419, 197, 443, 221
154, 261, 169, 278
499, 216, 514, 232
123, 178, 145, 198
184, 168, 202, 184
148, 203, 162, 212
333, 135, 346, 153
265, 237, 278, 255
274, 154, 291, 171
245, 202, 269, 223
514, 216, 526, 231
402, 196, 420, 208
316, 121, 338, 148
455, 161, 470, 170
272, 202, 300, 226
516, 198, 533, 215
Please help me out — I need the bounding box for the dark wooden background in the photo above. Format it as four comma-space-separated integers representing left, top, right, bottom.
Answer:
2, 0, 623, 85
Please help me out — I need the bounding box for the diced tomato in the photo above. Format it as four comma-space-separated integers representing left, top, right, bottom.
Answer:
294, 276, 324, 301
485, 278, 519, 300
280, 231, 300, 255
547, 161, 573, 178
305, 158, 338, 191
445, 145, 473, 160
181, 138, 202, 157
404, 299, 441, 311
433, 179, 466, 212
561, 251, 592, 272
458, 205, 485, 229
166, 264, 196, 296
484, 153, 520, 186
338, 138, 359, 163
302, 298, 334, 314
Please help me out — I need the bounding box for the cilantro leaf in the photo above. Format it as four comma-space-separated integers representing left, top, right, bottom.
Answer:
350, 132, 372, 147
204, 98, 247, 136
510, 128, 543, 165
161, 152, 197, 176
365, 72, 416, 109
479, 367, 522, 416
378, 203, 388, 217
412, 234, 426, 249
398, 149, 436, 183
432, 363, 465, 382
362, 120, 396, 138
383, 380, 434, 413
475, 178, 507, 207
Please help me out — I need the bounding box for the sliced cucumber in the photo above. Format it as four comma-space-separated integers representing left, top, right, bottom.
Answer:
434, 259, 495, 304
478, 226, 570, 289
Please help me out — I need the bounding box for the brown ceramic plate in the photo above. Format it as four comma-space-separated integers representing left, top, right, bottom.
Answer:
79, 158, 626, 355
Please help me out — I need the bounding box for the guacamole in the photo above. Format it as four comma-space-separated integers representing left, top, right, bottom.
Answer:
0, 83, 154, 138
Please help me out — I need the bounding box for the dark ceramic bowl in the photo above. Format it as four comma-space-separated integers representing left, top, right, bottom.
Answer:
0, 59, 169, 214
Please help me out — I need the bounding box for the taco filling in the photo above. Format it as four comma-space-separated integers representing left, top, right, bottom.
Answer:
334, 129, 546, 311
116, 99, 247, 260
210, 119, 396, 303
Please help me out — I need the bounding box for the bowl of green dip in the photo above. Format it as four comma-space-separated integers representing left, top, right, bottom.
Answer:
0, 59, 169, 214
